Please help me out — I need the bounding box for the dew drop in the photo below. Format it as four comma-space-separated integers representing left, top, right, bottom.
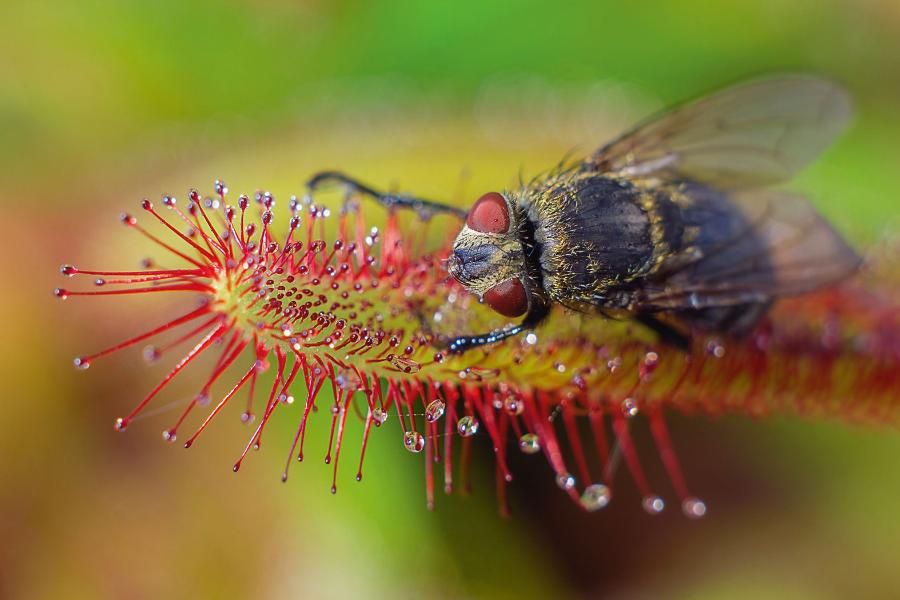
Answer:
403, 430, 425, 453
621, 397, 639, 418
518, 433, 541, 454
682, 497, 707, 519
642, 494, 665, 514
580, 484, 612, 511
525, 332, 538, 345
457, 416, 479, 437
425, 399, 446, 422
556, 472, 576, 491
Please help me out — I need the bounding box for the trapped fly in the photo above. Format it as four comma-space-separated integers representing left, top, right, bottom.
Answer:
307, 75, 860, 352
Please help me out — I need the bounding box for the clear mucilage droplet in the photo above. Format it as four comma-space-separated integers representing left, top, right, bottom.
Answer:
518, 433, 541, 454
580, 484, 612, 511
503, 395, 524, 416
372, 407, 388, 426
642, 494, 665, 514
403, 430, 425, 453
682, 497, 707, 519
425, 399, 446, 422
456, 416, 479, 437
556, 472, 576, 491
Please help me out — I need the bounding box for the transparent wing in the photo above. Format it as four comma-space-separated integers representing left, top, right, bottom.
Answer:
639, 190, 861, 310
583, 75, 853, 189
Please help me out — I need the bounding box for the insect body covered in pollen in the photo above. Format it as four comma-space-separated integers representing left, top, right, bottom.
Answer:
307, 75, 861, 353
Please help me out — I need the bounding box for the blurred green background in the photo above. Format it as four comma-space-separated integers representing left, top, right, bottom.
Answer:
3, 1, 900, 598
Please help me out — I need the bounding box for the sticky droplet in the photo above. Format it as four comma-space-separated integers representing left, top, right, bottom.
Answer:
372, 407, 388, 426
142, 345, 161, 363
518, 433, 541, 454
503, 396, 524, 416
457, 416, 479, 437
403, 430, 425, 453
580, 484, 611, 511
707, 338, 726, 358
389, 354, 421, 374
642, 494, 665, 514
335, 367, 364, 391
682, 497, 707, 519
556, 472, 576, 491
425, 399, 446, 422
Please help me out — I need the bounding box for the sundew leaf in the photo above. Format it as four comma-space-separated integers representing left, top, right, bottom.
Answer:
56, 182, 900, 517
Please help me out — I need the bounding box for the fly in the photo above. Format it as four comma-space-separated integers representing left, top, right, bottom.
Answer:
307, 75, 861, 353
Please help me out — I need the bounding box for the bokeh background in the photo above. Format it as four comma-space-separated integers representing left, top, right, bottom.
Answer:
3, 1, 900, 598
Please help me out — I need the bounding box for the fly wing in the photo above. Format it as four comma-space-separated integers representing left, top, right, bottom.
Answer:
638, 189, 861, 310
583, 76, 852, 189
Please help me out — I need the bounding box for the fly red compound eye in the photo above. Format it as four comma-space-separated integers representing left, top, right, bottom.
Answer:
466, 192, 509, 234
483, 277, 528, 317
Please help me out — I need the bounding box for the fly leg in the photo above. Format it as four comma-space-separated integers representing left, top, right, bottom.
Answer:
410, 302, 524, 354
306, 171, 467, 220
445, 303, 550, 354
446, 324, 526, 354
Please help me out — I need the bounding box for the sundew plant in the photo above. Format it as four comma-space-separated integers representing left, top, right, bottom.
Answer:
56, 182, 900, 516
